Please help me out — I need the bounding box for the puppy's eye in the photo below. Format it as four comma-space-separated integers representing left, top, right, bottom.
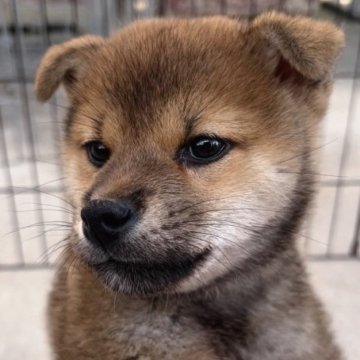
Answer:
85, 141, 110, 167
180, 136, 230, 165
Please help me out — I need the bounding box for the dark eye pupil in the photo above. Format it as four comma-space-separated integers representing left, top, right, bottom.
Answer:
190, 139, 223, 159
87, 141, 110, 167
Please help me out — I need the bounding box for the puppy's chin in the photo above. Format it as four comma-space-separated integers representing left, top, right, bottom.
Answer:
89, 251, 210, 296
73, 236, 211, 296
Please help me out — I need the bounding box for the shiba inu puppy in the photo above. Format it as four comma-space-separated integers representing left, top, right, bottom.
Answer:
35, 12, 344, 360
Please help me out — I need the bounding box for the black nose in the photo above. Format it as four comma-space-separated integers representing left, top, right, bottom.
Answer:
81, 199, 137, 248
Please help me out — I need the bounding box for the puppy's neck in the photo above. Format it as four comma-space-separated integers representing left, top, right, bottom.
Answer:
193, 245, 305, 304
146, 244, 307, 318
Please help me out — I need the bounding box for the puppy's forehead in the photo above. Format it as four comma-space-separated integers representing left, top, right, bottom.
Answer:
81, 18, 251, 131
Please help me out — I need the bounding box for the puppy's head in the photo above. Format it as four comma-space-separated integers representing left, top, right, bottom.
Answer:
35, 13, 343, 296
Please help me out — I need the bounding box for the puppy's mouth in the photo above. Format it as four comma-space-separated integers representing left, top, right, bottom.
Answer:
74, 211, 211, 295
82, 248, 211, 296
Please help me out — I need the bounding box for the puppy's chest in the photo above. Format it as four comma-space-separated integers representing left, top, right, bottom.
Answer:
70, 298, 219, 360
59, 271, 244, 359
114, 309, 211, 358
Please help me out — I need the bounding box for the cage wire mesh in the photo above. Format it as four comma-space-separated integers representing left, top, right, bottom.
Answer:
0, 0, 359, 270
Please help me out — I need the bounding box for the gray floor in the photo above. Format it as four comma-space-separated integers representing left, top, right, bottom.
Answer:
309, 260, 360, 360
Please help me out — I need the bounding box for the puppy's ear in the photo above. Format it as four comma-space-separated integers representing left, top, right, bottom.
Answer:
35, 35, 105, 101
246, 12, 344, 83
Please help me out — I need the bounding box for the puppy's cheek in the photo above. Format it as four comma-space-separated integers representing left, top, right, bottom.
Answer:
174, 215, 266, 293
63, 147, 94, 208
75, 218, 84, 240
176, 172, 299, 293
71, 217, 84, 247
175, 222, 258, 293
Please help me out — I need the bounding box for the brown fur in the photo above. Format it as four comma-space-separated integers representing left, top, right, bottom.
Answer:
35, 12, 344, 359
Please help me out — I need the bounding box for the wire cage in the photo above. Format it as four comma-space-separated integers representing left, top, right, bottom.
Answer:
0, 0, 359, 270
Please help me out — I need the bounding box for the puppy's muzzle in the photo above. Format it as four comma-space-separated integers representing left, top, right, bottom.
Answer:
81, 199, 137, 250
